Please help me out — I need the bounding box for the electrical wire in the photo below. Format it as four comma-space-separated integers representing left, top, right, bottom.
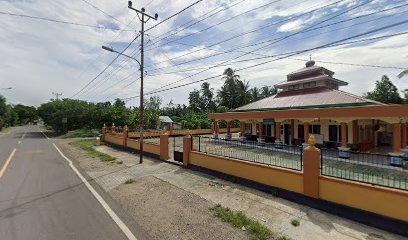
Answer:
145, 0, 204, 32
0, 11, 133, 31
70, 35, 140, 98
120, 29, 408, 101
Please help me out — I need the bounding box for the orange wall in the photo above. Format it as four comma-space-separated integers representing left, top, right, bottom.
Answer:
104, 134, 123, 145
319, 176, 408, 221
105, 134, 161, 156
190, 151, 303, 193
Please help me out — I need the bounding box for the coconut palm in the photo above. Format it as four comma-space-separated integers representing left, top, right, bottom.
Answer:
398, 69, 408, 79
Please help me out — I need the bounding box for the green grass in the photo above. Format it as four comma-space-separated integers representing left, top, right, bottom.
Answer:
290, 219, 300, 227
0, 127, 17, 135
58, 129, 96, 139
209, 204, 272, 240
69, 139, 115, 162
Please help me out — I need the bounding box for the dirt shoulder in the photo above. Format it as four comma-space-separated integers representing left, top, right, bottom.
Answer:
58, 139, 406, 240
111, 175, 248, 240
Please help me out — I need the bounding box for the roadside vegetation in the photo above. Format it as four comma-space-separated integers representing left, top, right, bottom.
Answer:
0, 95, 38, 130
124, 179, 135, 184
209, 204, 273, 240
57, 129, 96, 139
69, 139, 115, 162
290, 219, 300, 227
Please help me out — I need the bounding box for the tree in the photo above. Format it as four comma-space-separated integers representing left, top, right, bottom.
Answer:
260, 85, 277, 98
249, 87, 261, 102
398, 69, 408, 79
188, 89, 201, 111
200, 82, 216, 111
217, 68, 241, 109
364, 75, 403, 104
402, 89, 408, 104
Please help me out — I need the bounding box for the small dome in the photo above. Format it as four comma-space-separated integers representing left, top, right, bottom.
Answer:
305, 60, 315, 67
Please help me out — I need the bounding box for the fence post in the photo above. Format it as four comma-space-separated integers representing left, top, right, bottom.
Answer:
111, 123, 116, 134
303, 135, 320, 198
123, 125, 128, 147
183, 133, 192, 167
102, 124, 106, 141
169, 123, 174, 136
160, 130, 169, 161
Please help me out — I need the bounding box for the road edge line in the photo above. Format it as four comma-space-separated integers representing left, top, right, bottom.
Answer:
52, 143, 137, 240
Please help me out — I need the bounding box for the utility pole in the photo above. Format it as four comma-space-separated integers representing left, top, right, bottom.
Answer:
128, 1, 158, 164
52, 92, 62, 100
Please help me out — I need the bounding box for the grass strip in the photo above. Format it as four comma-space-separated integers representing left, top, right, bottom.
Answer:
58, 129, 96, 139
209, 204, 272, 240
70, 139, 115, 162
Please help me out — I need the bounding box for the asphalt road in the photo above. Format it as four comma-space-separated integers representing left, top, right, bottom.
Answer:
0, 126, 136, 240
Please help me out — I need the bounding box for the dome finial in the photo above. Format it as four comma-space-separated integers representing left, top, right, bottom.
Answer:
306, 55, 315, 67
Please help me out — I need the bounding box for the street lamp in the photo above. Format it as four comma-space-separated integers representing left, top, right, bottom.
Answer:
102, 46, 141, 66
0, 87, 12, 91
102, 45, 144, 163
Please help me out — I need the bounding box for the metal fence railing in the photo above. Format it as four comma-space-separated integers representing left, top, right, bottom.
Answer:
192, 136, 303, 171
321, 149, 408, 191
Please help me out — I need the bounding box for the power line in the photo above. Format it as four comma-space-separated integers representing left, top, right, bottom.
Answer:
121, 29, 408, 101
146, 0, 246, 45
287, 58, 406, 70
143, 0, 344, 70
0, 11, 132, 31
144, 0, 290, 53
79, 0, 126, 26
70, 35, 140, 98
143, 4, 408, 77
80, 46, 141, 100
70, 15, 140, 99
145, 0, 204, 32
145, 0, 371, 94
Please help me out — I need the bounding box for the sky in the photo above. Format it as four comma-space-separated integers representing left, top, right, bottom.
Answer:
0, 0, 407, 107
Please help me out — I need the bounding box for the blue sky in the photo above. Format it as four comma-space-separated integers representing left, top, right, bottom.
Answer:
0, 0, 407, 107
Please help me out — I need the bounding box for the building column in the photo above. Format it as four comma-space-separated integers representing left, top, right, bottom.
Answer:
389, 123, 403, 166
276, 122, 281, 143
352, 120, 359, 144
239, 121, 245, 141
304, 122, 309, 144
272, 123, 276, 137
258, 122, 264, 143
226, 121, 232, 140
213, 121, 219, 139
290, 119, 295, 144
401, 123, 407, 149
393, 123, 401, 154
338, 122, 351, 159
341, 122, 347, 148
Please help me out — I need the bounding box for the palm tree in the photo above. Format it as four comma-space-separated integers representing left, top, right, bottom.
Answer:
398, 69, 408, 79
218, 68, 241, 109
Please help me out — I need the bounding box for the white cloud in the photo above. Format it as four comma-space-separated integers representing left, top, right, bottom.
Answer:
0, 0, 406, 108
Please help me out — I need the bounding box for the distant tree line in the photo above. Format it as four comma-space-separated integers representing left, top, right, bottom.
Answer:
9, 68, 408, 133
0, 95, 38, 129
37, 68, 277, 132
